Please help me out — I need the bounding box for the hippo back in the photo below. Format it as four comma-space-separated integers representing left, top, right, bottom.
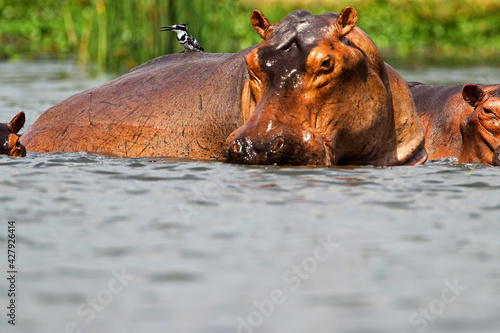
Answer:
22, 49, 253, 159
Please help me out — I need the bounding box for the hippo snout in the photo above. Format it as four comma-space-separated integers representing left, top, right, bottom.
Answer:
226, 135, 290, 165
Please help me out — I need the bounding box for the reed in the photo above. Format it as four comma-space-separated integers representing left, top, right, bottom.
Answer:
58, 0, 260, 72
1, 0, 500, 72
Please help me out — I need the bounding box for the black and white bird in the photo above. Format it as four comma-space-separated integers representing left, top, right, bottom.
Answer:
159, 23, 204, 53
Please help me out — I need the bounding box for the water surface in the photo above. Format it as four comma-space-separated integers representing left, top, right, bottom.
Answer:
1, 60, 499, 333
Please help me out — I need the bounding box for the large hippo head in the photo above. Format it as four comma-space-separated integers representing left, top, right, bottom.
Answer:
226, 6, 426, 166
0, 112, 26, 157
460, 84, 500, 164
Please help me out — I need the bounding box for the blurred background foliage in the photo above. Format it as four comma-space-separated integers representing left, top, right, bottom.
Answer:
1, 0, 500, 73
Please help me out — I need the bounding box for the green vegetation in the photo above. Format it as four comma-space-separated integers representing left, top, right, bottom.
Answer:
1, 0, 500, 73
0, 0, 262, 72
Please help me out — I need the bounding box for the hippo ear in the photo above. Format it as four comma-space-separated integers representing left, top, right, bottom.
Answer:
241, 78, 256, 122
462, 84, 485, 107
335, 6, 358, 38
251, 9, 270, 40
8, 111, 25, 134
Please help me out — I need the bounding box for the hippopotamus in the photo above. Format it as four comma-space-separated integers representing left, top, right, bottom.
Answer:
21, 6, 426, 166
0, 112, 26, 157
21, 52, 248, 160
226, 7, 426, 165
409, 82, 500, 164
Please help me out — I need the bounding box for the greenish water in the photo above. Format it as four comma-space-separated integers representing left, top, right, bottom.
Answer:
1, 59, 499, 333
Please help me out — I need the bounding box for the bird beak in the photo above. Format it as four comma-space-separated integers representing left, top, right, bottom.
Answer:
159, 25, 176, 32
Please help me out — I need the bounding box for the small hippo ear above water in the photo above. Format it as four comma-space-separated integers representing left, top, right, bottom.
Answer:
462, 84, 485, 107
335, 6, 358, 38
9, 111, 25, 134
251, 9, 270, 40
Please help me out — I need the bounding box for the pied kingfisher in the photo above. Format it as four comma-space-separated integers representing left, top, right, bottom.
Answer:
159, 23, 204, 53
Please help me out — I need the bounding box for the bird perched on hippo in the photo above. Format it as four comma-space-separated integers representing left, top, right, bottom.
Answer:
159, 23, 204, 53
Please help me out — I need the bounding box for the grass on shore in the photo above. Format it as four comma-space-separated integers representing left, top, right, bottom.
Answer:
1, 0, 500, 72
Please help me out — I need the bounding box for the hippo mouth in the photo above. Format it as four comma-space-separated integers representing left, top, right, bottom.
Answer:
226, 128, 331, 166
227, 135, 290, 165
477, 114, 500, 153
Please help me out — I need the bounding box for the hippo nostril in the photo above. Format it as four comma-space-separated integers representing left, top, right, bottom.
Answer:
270, 136, 285, 153
231, 138, 245, 155
227, 135, 290, 165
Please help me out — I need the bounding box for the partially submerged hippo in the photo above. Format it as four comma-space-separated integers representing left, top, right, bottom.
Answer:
22, 7, 426, 166
226, 7, 426, 165
21, 52, 248, 160
409, 82, 500, 164
0, 112, 26, 157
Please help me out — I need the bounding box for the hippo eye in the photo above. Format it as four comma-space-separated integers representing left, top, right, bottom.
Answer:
15, 140, 22, 148
320, 58, 332, 70
483, 108, 494, 115
341, 38, 355, 47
